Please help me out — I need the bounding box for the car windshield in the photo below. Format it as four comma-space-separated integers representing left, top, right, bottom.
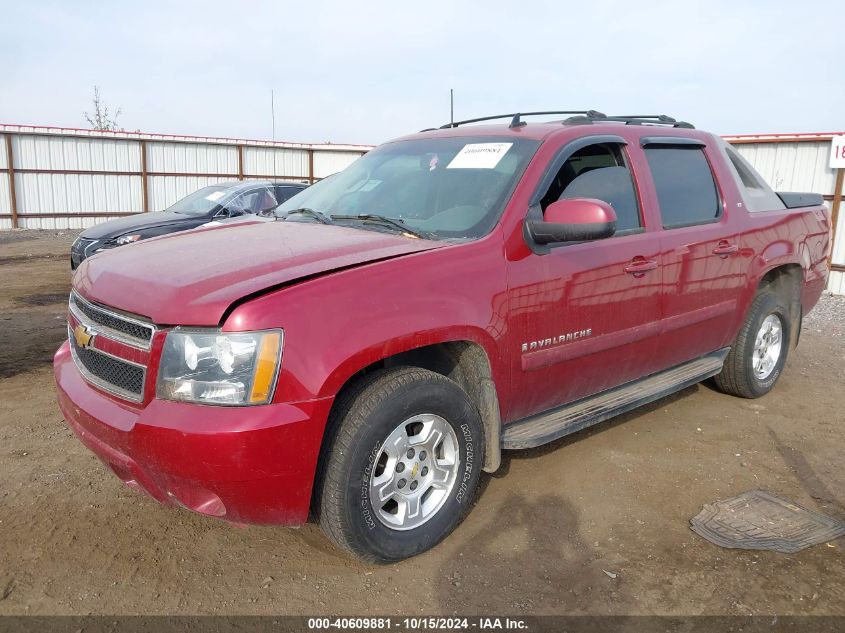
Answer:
167, 185, 236, 216
275, 136, 540, 240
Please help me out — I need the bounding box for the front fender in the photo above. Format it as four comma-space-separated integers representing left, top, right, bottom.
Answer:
317, 325, 500, 400
223, 239, 509, 405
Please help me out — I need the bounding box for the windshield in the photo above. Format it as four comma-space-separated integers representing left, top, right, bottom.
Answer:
167, 185, 235, 216
276, 136, 540, 240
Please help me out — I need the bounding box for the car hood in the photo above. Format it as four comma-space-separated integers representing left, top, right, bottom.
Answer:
73, 221, 443, 325
80, 211, 203, 240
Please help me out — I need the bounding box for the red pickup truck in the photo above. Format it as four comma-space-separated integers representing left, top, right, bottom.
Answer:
55, 111, 831, 562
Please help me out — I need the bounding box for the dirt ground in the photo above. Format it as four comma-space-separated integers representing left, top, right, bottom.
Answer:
0, 229, 843, 616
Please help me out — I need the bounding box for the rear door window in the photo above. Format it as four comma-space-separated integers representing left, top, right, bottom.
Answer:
644, 147, 720, 228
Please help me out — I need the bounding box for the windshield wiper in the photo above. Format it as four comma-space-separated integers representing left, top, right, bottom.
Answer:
330, 214, 431, 239
277, 208, 333, 224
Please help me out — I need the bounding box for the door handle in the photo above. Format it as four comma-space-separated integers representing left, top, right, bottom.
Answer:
713, 241, 739, 257
624, 258, 658, 277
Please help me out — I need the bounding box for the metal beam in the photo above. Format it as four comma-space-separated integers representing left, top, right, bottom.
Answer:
308, 149, 315, 184
4, 134, 17, 228
0, 212, 140, 219
831, 167, 844, 270
140, 140, 149, 213
1, 166, 309, 180
727, 137, 836, 145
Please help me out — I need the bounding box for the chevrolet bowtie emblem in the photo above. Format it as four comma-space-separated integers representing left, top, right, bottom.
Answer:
73, 324, 95, 349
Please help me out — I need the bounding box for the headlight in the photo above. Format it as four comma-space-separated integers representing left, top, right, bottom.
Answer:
157, 329, 283, 405
115, 234, 141, 245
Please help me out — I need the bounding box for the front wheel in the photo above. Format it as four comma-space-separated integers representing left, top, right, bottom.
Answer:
714, 290, 792, 398
316, 367, 484, 562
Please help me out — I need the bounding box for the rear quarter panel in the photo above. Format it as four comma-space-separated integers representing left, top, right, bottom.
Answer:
739, 205, 830, 316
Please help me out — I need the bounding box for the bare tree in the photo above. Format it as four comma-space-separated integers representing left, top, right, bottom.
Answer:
83, 86, 122, 131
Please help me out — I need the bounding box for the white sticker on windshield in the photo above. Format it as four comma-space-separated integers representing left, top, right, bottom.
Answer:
446, 143, 513, 169
205, 191, 226, 202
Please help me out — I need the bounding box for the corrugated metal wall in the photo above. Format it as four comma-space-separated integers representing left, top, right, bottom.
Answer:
727, 135, 844, 295
0, 124, 370, 231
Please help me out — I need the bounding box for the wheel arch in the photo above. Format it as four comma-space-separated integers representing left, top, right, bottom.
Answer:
753, 263, 803, 348
323, 338, 503, 475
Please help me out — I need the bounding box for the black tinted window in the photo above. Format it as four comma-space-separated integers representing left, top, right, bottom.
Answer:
645, 147, 720, 227
275, 185, 305, 203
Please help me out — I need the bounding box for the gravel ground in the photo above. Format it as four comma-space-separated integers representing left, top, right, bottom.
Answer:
804, 293, 845, 338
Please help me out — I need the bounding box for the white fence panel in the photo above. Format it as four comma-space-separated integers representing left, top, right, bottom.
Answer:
832, 205, 845, 267
0, 173, 10, 230
313, 150, 361, 179
16, 173, 142, 213
148, 175, 234, 211
13, 134, 140, 171
0, 134, 7, 169
734, 142, 837, 196
146, 142, 238, 175
242, 147, 309, 178
19, 214, 133, 230
829, 271, 845, 295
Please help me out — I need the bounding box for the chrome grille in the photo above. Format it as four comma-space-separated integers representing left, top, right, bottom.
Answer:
67, 292, 154, 403
69, 291, 154, 350
68, 330, 146, 402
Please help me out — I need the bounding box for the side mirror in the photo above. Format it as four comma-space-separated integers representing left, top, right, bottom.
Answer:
526, 198, 617, 245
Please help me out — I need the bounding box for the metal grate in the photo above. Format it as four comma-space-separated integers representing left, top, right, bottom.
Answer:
71, 238, 96, 268
70, 292, 154, 349
69, 330, 145, 402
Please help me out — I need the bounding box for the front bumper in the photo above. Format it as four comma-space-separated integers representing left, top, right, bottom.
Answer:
54, 341, 334, 525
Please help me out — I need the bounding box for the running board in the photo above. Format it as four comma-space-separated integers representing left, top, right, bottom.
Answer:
502, 348, 730, 450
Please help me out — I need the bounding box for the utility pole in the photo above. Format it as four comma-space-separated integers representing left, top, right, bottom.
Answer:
450, 89, 454, 126
271, 89, 276, 141
271, 89, 277, 182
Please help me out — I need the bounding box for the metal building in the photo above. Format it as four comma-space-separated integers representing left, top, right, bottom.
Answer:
725, 133, 844, 295
0, 124, 371, 230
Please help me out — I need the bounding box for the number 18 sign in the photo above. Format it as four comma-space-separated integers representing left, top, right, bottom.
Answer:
830, 135, 845, 169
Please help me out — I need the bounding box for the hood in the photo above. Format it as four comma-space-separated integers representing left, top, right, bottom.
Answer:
80, 211, 203, 240
73, 221, 442, 325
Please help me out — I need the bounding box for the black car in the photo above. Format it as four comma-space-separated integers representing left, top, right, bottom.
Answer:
70, 180, 307, 269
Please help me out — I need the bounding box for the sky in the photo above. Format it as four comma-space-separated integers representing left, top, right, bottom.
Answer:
1, 0, 843, 146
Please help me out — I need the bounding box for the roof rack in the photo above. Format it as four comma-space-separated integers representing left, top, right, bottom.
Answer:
563, 113, 695, 129
425, 110, 694, 131
432, 110, 607, 131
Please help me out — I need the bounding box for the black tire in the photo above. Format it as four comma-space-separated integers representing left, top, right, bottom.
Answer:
714, 290, 792, 398
316, 366, 484, 563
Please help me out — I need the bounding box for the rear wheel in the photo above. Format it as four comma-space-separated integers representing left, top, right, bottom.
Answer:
317, 367, 484, 562
714, 291, 792, 398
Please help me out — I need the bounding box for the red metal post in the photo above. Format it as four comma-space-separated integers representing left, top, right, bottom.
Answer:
5, 134, 18, 228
